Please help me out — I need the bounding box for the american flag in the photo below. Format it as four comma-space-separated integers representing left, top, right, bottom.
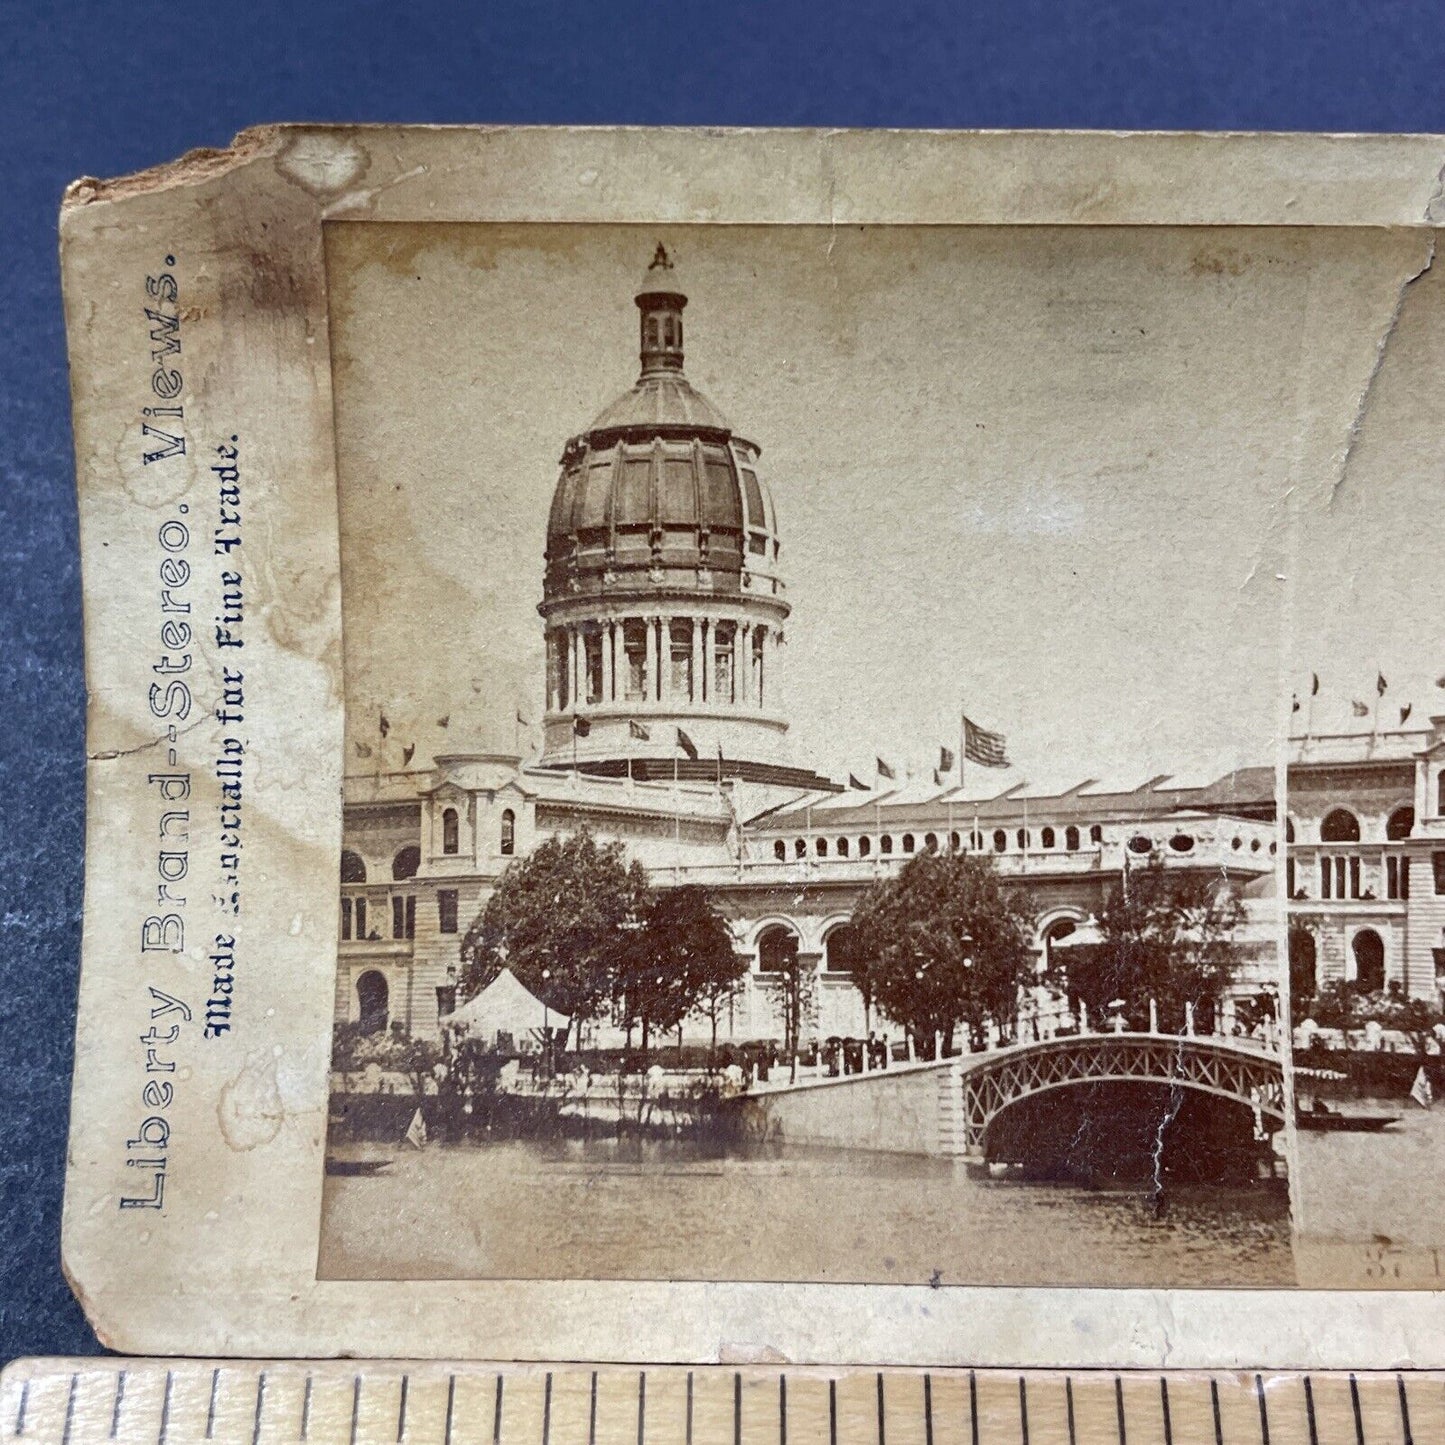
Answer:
963, 715, 1009, 768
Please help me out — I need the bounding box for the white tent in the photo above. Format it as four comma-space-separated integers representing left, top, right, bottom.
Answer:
441, 968, 567, 1049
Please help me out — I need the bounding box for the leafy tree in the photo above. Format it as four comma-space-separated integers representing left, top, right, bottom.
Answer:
1050, 856, 1243, 1034
330, 1020, 440, 1099
850, 851, 1035, 1053
460, 829, 649, 1048
761, 940, 818, 1068
615, 886, 745, 1053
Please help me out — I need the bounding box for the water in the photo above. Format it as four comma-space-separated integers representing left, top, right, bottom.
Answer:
319, 1136, 1293, 1286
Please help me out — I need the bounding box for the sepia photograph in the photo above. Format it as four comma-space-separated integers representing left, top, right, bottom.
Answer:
309, 220, 1372, 1288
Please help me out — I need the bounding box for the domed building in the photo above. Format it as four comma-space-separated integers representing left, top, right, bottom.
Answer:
539, 244, 822, 788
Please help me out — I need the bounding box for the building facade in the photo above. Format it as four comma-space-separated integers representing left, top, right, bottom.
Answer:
334, 245, 1443, 1044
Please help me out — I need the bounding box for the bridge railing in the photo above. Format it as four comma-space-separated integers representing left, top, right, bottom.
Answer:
751, 999, 1283, 1088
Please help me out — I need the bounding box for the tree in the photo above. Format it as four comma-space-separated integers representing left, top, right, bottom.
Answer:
459, 829, 649, 1048
850, 851, 1035, 1054
615, 887, 745, 1054
1051, 857, 1244, 1034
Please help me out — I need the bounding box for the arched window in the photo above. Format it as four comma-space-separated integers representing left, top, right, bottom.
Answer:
1320, 808, 1361, 843
949, 831, 961, 851
815, 837, 828, 857
1040, 827, 1055, 849
1089, 824, 1103, 845
1016, 828, 1030, 850
795, 838, 807, 858
774, 840, 786, 861
340, 849, 366, 884
880, 835, 893, 855
500, 809, 515, 856
993, 829, 1007, 852
923, 832, 938, 852
1064, 826, 1080, 851
1169, 833, 1195, 853
757, 924, 799, 975
1041, 917, 1077, 970
858, 836, 872, 858
1386, 806, 1415, 841
442, 807, 459, 855
837, 837, 850, 857
1439, 770, 1445, 815
1351, 928, 1386, 994
1127, 835, 1153, 855
356, 970, 389, 1034
392, 845, 421, 881
824, 923, 862, 974
902, 833, 915, 853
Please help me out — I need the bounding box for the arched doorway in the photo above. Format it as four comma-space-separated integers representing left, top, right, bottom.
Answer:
1351, 929, 1385, 995
1289, 926, 1317, 1004
823, 922, 862, 974
356, 970, 389, 1034
1040, 916, 1078, 972
1386, 806, 1415, 841
392, 845, 421, 881
341, 849, 367, 883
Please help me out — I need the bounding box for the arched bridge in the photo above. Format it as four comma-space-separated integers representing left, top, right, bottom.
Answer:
746, 1032, 1286, 1162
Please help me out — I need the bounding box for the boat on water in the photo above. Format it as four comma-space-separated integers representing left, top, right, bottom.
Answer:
325, 1157, 393, 1177
1294, 1111, 1399, 1133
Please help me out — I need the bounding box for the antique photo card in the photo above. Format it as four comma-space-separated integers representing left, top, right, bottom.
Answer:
59, 126, 1445, 1363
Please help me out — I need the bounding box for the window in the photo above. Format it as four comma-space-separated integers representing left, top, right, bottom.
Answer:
547, 631, 565, 712
816, 837, 828, 857
824, 923, 861, 974
500, 809, 516, 856
949, 831, 961, 851
442, 808, 459, 855
924, 833, 938, 852
1320, 855, 1362, 900
437, 889, 459, 934
1387, 856, 1411, 900
880, 835, 893, 855
624, 619, 649, 701
585, 630, 603, 704
670, 620, 693, 701
341, 849, 366, 884
1286, 857, 1297, 896
902, 833, 915, 853
1089, 824, 1103, 846
1320, 808, 1361, 843
1041, 827, 1056, 849
1438, 770, 1445, 815
392, 845, 420, 881
757, 924, 799, 975
1017, 828, 1030, 850
713, 622, 736, 704
751, 627, 766, 707
1386, 806, 1415, 841
392, 894, 416, 940
837, 837, 850, 857
970, 830, 984, 850
663, 315, 676, 347
774, 840, 786, 861
993, 829, 1007, 852
354, 897, 368, 939
858, 836, 872, 858
795, 838, 807, 858
1127, 835, 1153, 855
356, 971, 389, 1034
1170, 834, 1196, 853
341, 897, 353, 941
1065, 826, 1080, 851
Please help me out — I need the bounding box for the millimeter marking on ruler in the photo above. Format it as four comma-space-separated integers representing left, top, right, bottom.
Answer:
7, 1361, 1445, 1445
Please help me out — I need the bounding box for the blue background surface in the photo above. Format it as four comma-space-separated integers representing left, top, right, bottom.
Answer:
3, 0, 1444, 1363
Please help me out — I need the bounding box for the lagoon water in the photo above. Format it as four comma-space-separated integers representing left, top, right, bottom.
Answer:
319, 1136, 1293, 1286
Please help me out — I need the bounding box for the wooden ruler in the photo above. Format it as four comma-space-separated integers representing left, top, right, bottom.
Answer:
3, 1361, 1441, 1445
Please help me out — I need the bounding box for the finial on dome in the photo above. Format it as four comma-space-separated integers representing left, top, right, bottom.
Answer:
635, 242, 687, 376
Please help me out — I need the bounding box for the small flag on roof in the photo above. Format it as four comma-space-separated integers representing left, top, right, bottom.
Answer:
676, 728, 698, 760
848, 773, 869, 790
629, 720, 651, 741
876, 757, 896, 781
573, 714, 591, 736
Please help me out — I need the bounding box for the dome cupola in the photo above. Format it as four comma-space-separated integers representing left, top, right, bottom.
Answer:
537, 244, 797, 782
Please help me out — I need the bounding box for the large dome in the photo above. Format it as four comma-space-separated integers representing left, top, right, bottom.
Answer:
543, 244, 782, 608
536, 244, 804, 786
